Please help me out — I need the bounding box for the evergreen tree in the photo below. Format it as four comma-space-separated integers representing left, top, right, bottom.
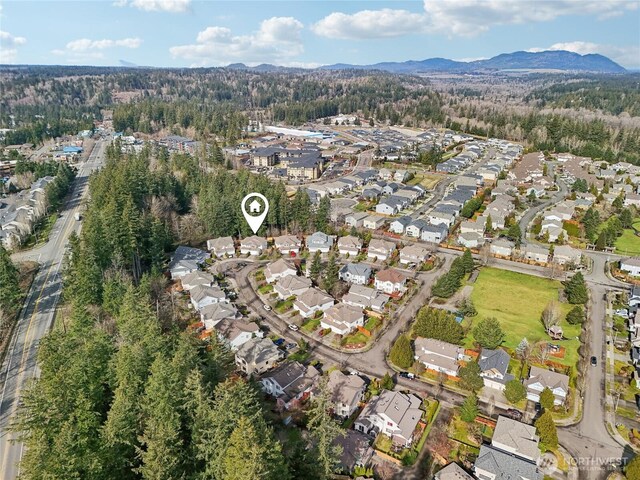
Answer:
390, 335, 413, 369
626, 455, 640, 480
314, 195, 331, 232
535, 411, 558, 450
460, 393, 479, 422
621, 209, 634, 229
462, 248, 474, 273
414, 307, 464, 344
322, 252, 339, 294
459, 361, 484, 392
307, 378, 345, 479
485, 215, 493, 232
381, 372, 394, 390
506, 223, 522, 246
566, 305, 585, 325
0, 244, 21, 315
504, 379, 527, 404
539, 387, 556, 411
564, 272, 588, 304
309, 251, 323, 283
473, 317, 505, 349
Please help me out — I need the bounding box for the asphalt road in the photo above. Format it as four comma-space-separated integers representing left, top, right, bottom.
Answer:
0, 139, 106, 480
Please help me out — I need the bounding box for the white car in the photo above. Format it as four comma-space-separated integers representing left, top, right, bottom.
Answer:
288, 323, 299, 331
263, 304, 271, 311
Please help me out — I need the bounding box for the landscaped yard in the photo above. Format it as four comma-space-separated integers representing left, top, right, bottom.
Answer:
342, 331, 369, 346
407, 173, 441, 190
275, 298, 294, 314
469, 268, 581, 368
614, 228, 640, 255
258, 284, 274, 294
301, 317, 321, 332
364, 316, 381, 332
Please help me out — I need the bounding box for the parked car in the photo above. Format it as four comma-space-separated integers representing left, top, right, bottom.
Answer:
263, 304, 271, 311
349, 370, 361, 376
534, 402, 542, 413
288, 323, 299, 331
506, 409, 523, 421
273, 338, 285, 347
285, 342, 297, 351
591, 356, 598, 366
399, 372, 415, 379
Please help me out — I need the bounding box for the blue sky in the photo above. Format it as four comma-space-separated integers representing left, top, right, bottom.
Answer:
1, 0, 639, 68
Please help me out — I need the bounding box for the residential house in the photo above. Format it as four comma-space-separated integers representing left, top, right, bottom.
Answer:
625, 194, 640, 208
190, 284, 226, 311
343, 284, 389, 312
434, 463, 476, 480
274, 234, 302, 255
421, 223, 448, 244
354, 390, 422, 447
379, 168, 393, 181
293, 287, 334, 318
345, 212, 369, 228
337, 235, 362, 256
207, 236, 235, 258
553, 245, 582, 265
367, 238, 396, 261
406, 219, 430, 238
474, 445, 542, 480
490, 238, 514, 257
321, 303, 365, 335
264, 258, 297, 283
399, 244, 431, 266
394, 169, 410, 183
335, 431, 374, 475
414, 337, 463, 377
522, 244, 549, 264
428, 210, 456, 228
200, 302, 239, 330
524, 366, 569, 405
376, 197, 403, 215
168, 246, 209, 279
478, 349, 514, 391
235, 337, 284, 375
458, 231, 483, 249
374, 268, 407, 296
339, 263, 372, 285
307, 231, 335, 253
621, 257, 640, 277
363, 215, 386, 230
390, 216, 412, 235
327, 370, 366, 418
215, 319, 262, 351
274, 274, 313, 300
240, 235, 268, 256
260, 361, 321, 410
491, 416, 541, 463
180, 270, 214, 291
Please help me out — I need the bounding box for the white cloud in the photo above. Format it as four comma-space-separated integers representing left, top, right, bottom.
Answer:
0, 31, 26, 63
170, 17, 305, 66
65, 37, 142, 51
0, 30, 27, 47
312, 0, 638, 39
114, 0, 190, 13
528, 41, 640, 68
311, 9, 427, 39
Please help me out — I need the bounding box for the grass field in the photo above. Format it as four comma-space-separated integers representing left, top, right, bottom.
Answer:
615, 229, 640, 255
468, 268, 580, 368
407, 173, 442, 190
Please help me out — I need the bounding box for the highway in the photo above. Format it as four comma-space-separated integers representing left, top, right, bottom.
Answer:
0, 139, 106, 480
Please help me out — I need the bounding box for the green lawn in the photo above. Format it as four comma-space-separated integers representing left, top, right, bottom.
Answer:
614, 229, 640, 255
407, 173, 441, 190
469, 268, 580, 368
301, 317, 321, 332
343, 332, 369, 346
364, 316, 381, 332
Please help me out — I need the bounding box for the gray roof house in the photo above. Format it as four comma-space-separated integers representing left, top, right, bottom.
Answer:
367, 238, 396, 261
354, 390, 422, 447
307, 231, 336, 253
335, 430, 374, 475
345, 212, 369, 228
389, 216, 413, 234
524, 366, 569, 405
478, 349, 514, 391
293, 287, 334, 318
406, 219, 429, 238
200, 302, 240, 330
327, 370, 366, 418
274, 234, 302, 255
264, 258, 297, 283
414, 337, 463, 377
491, 416, 541, 463
343, 284, 389, 312
168, 246, 209, 279
435, 463, 476, 480
180, 270, 214, 291
190, 284, 227, 311
421, 223, 448, 244
260, 361, 321, 411
474, 445, 542, 480
207, 236, 235, 258
321, 303, 365, 335
235, 337, 284, 375
339, 263, 372, 285
399, 244, 431, 266
240, 235, 268, 256
337, 235, 363, 256
274, 274, 313, 300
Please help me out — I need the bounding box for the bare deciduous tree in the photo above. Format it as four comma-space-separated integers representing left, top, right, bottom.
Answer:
479, 243, 492, 266
541, 300, 561, 330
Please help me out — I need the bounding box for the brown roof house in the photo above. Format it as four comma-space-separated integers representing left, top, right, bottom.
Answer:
264, 258, 297, 283
274, 274, 312, 300
374, 268, 407, 296
292, 287, 334, 318
524, 366, 569, 406
235, 337, 284, 375
320, 303, 365, 335
326, 369, 366, 418
260, 361, 321, 410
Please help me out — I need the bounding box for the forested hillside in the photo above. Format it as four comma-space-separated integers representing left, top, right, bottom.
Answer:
13, 147, 343, 479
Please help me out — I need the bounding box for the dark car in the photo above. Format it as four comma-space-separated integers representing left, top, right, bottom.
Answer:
591, 356, 598, 366
506, 408, 523, 421
399, 372, 415, 380
534, 402, 542, 413
272, 338, 285, 347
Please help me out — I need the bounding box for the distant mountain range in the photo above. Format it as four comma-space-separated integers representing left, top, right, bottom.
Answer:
228, 50, 626, 74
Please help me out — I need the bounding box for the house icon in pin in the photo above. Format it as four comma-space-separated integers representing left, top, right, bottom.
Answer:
248, 199, 262, 214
